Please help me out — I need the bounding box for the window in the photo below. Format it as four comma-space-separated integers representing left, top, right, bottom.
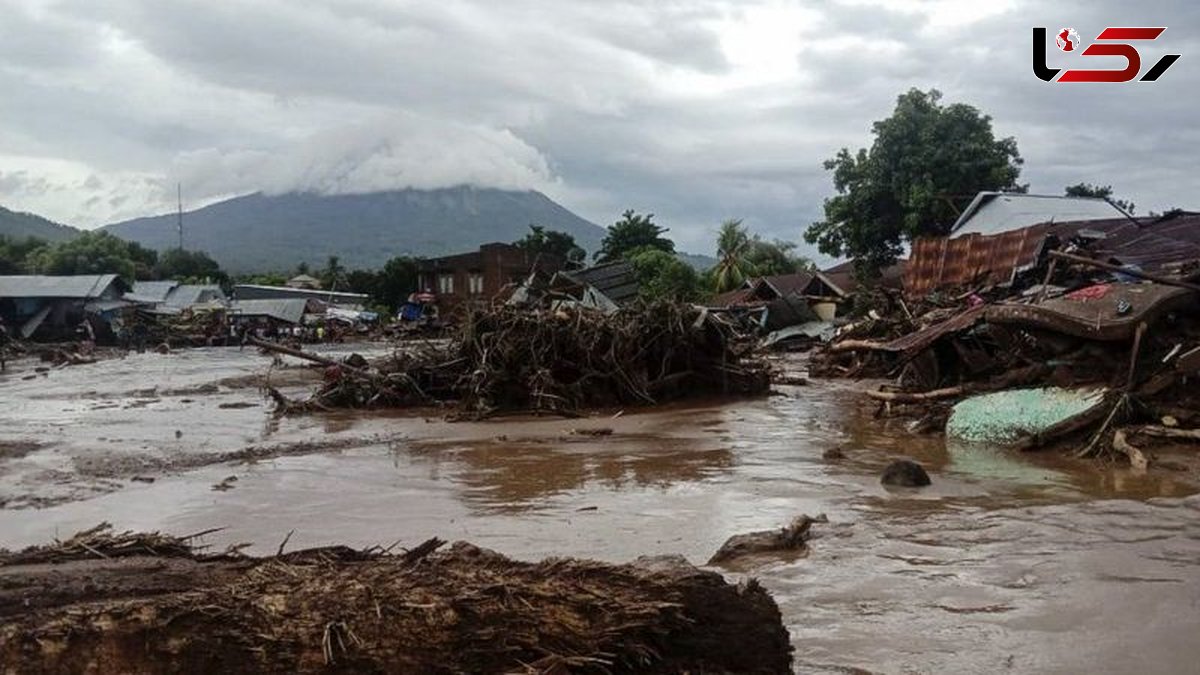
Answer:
468, 272, 484, 295
437, 273, 455, 294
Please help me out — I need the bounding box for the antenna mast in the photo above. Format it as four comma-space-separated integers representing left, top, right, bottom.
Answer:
176, 183, 183, 250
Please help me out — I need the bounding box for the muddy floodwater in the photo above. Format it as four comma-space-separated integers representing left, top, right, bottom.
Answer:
3, 346, 1200, 673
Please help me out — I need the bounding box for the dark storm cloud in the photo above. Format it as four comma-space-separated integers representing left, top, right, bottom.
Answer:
0, 0, 1196, 257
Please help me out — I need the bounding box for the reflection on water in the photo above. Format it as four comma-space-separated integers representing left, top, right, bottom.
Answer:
407, 432, 733, 513
2, 352, 1199, 673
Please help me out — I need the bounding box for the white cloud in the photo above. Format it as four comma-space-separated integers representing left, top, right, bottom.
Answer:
0, 0, 1196, 256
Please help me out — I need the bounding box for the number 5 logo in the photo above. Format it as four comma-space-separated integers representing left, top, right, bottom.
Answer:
1033, 27, 1181, 82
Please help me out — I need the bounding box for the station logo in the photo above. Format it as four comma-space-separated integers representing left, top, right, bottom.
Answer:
1033, 27, 1180, 82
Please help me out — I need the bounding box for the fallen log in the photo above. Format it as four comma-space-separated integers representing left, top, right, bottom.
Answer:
865, 385, 965, 403
1112, 429, 1149, 471
827, 338, 890, 353
709, 515, 825, 565
247, 337, 374, 379
1132, 425, 1200, 442
0, 529, 793, 674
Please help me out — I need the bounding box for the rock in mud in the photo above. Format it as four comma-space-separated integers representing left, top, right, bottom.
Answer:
709, 514, 826, 565
880, 459, 931, 487
0, 527, 794, 674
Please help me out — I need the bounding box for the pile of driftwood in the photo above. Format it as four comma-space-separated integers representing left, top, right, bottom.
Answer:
1, 527, 793, 674
813, 248, 1200, 465
265, 303, 770, 418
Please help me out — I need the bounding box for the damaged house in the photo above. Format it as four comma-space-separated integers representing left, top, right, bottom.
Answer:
417, 243, 564, 311
0, 274, 130, 341
708, 271, 848, 332
813, 190, 1200, 455
126, 281, 228, 316
904, 192, 1133, 296
507, 260, 641, 313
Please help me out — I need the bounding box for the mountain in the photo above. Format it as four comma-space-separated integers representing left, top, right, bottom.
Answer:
103, 186, 609, 273
676, 251, 716, 271
0, 205, 80, 242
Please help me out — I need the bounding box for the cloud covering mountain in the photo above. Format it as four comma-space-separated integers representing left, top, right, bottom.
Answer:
1, 0, 1197, 259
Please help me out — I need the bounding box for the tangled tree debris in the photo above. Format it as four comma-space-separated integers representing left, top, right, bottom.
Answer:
1, 526, 793, 674
264, 303, 771, 418
811, 227, 1200, 468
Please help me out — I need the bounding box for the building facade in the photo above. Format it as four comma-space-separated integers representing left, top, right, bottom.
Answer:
416, 243, 563, 307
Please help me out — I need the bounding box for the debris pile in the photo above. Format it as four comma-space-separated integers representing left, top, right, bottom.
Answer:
1, 526, 793, 674
268, 303, 771, 418
813, 238, 1200, 466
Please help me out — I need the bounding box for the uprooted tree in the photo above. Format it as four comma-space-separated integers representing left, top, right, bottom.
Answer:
268, 303, 769, 418
805, 88, 1025, 279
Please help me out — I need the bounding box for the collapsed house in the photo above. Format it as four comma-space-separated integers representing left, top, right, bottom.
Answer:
0, 274, 130, 341
708, 271, 848, 331
126, 281, 228, 316
812, 192, 1200, 464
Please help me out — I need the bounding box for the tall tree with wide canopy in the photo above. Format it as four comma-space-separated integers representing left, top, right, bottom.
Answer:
595, 210, 674, 263
514, 225, 586, 266
805, 88, 1024, 276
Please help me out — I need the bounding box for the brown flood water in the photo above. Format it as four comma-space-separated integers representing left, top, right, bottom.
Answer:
2, 347, 1200, 673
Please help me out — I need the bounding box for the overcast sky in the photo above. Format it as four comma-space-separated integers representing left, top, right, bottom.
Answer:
1, 0, 1197, 258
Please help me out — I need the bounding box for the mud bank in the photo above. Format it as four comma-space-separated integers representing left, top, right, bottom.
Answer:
0, 526, 792, 674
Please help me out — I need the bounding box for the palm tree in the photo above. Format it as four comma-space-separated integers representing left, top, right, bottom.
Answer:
712, 219, 757, 293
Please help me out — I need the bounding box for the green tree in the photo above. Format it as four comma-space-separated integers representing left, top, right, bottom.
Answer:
0, 236, 48, 275
514, 225, 586, 266
125, 241, 159, 280
31, 231, 145, 280
746, 239, 812, 277
712, 219, 757, 293
595, 210, 674, 262
1064, 183, 1134, 214
155, 248, 227, 284
376, 256, 419, 310
237, 272, 288, 287
296, 261, 311, 275
342, 257, 420, 312
627, 247, 700, 302
320, 255, 345, 291
805, 88, 1024, 276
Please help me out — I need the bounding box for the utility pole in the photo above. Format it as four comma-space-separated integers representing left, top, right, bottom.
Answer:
176, 183, 184, 250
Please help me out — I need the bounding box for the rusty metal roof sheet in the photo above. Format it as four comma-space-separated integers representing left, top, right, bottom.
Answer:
904, 213, 1200, 296
880, 305, 988, 355
986, 283, 1197, 341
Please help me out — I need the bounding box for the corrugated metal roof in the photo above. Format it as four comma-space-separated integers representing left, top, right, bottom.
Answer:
128, 280, 179, 303
821, 260, 907, 294
230, 298, 309, 324
761, 272, 815, 297
561, 261, 640, 306
164, 284, 227, 308
0, 274, 123, 299
950, 193, 1129, 238
233, 284, 367, 305
905, 213, 1200, 296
